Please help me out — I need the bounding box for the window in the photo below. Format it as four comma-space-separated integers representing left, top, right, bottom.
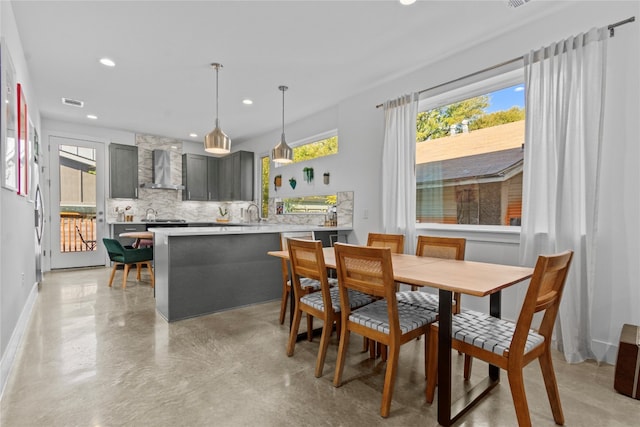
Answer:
275, 131, 338, 166
260, 155, 269, 218
416, 74, 525, 226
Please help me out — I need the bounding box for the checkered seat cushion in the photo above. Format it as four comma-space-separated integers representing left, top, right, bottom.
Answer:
288, 277, 338, 292
349, 300, 438, 335
301, 287, 376, 313
441, 309, 545, 356
396, 291, 459, 312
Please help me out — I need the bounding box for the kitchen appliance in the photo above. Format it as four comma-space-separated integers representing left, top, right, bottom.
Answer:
139, 150, 185, 190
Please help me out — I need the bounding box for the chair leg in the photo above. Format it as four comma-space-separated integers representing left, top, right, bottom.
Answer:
122, 264, 132, 289
145, 262, 155, 288
279, 284, 289, 325
507, 367, 532, 427
286, 304, 303, 357
425, 326, 438, 404
333, 328, 351, 387
380, 342, 400, 418
108, 263, 118, 287
539, 349, 565, 425
315, 313, 334, 378
136, 263, 142, 281
307, 314, 314, 342
463, 355, 473, 380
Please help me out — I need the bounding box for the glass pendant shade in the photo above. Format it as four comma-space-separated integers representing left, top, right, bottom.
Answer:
272, 85, 293, 164
205, 63, 231, 154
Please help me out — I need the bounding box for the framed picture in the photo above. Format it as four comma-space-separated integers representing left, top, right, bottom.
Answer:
17, 82, 27, 196
1, 39, 17, 191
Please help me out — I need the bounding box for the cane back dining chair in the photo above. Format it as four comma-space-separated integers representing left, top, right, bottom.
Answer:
425, 250, 574, 427
365, 233, 406, 356
102, 238, 155, 289
286, 238, 375, 377
332, 243, 438, 418
279, 231, 332, 342
396, 236, 466, 311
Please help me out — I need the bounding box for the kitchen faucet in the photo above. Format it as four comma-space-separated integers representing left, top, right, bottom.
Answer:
246, 203, 260, 223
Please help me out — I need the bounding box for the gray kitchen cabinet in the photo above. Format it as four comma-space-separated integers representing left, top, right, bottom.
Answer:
109, 143, 138, 199
112, 223, 146, 247
206, 157, 219, 201
217, 154, 234, 201
218, 151, 254, 201
182, 153, 208, 201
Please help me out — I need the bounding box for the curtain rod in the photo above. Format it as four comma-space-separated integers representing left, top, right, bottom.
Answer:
375, 15, 636, 109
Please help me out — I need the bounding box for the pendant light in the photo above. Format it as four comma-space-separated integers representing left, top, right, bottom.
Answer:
271, 85, 293, 164
204, 63, 231, 154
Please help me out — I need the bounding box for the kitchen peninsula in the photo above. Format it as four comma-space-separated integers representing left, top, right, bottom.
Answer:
151, 225, 350, 321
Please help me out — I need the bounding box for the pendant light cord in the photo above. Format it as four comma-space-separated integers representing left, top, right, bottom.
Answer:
215, 65, 220, 127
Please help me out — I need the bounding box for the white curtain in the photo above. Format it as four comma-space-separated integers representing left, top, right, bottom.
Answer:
382, 93, 419, 254
520, 27, 608, 363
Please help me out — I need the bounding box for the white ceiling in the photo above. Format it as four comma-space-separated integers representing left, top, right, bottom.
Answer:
12, 0, 567, 146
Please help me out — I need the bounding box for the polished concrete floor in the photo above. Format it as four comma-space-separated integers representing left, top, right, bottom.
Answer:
1, 267, 638, 426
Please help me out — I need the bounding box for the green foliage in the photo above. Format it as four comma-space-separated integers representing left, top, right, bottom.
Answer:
261, 156, 269, 218
468, 107, 525, 130
293, 136, 338, 162
417, 96, 525, 142
417, 96, 489, 142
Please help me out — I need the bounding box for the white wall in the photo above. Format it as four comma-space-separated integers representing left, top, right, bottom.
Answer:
0, 0, 42, 396
241, 1, 640, 363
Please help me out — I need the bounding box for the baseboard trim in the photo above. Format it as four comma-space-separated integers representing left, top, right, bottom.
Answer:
0, 281, 39, 399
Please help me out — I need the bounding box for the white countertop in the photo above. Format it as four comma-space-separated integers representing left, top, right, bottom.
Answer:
148, 224, 350, 236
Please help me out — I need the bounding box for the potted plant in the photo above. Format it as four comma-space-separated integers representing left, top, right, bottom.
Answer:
217, 206, 230, 223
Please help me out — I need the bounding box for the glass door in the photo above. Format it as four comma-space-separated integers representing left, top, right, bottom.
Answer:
49, 136, 106, 269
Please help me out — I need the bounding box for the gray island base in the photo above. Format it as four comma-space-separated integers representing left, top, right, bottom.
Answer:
152, 225, 349, 321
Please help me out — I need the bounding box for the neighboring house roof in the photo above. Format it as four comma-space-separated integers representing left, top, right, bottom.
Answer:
416, 120, 525, 164
416, 147, 524, 185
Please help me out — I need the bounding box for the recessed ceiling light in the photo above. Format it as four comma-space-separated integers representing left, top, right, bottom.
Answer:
99, 58, 116, 67
87, 114, 98, 120
242, 99, 253, 105
399, 0, 416, 5
189, 133, 198, 138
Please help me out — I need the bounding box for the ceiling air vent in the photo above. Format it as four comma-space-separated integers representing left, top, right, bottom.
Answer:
508, 0, 531, 8
61, 97, 84, 108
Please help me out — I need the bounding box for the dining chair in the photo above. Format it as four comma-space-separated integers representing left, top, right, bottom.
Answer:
75, 225, 97, 251
396, 235, 468, 372
332, 243, 438, 418
102, 238, 155, 289
278, 231, 326, 341
366, 232, 405, 254
425, 250, 573, 427
365, 232, 406, 356
397, 235, 466, 310
286, 238, 375, 377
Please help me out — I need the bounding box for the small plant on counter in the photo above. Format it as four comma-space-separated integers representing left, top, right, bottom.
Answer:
218, 206, 228, 217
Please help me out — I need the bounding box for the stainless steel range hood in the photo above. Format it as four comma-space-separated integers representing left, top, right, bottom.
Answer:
140, 150, 185, 190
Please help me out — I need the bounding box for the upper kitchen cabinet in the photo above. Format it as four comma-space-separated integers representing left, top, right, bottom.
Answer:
206, 156, 219, 201
109, 143, 138, 199
182, 153, 208, 201
218, 151, 254, 201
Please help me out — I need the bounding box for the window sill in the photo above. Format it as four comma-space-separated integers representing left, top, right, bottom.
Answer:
416, 223, 521, 244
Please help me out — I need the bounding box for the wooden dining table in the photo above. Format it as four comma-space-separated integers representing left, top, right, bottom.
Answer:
268, 246, 533, 426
